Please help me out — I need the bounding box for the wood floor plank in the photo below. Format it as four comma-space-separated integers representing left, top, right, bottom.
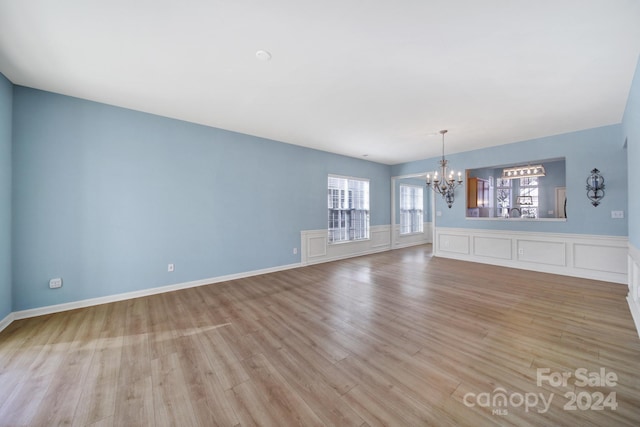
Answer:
112, 376, 155, 427
72, 334, 124, 427
175, 334, 239, 426
266, 346, 365, 426
34, 308, 107, 426
150, 352, 200, 427
239, 353, 325, 427
112, 298, 155, 427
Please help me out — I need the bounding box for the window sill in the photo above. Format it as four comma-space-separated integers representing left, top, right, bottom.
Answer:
399, 231, 425, 237
465, 217, 567, 222
328, 238, 371, 245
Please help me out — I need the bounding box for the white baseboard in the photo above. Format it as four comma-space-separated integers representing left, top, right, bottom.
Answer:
434, 227, 628, 285
627, 296, 640, 339
11, 262, 301, 322
0, 312, 15, 334
627, 243, 640, 338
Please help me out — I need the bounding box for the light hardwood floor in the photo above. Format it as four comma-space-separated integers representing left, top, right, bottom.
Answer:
1, 245, 639, 426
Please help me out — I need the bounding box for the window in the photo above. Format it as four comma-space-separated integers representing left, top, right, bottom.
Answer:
519, 177, 538, 218
328, 176, 370, 243
496, 178, 511, 217
400, 185, 423, 234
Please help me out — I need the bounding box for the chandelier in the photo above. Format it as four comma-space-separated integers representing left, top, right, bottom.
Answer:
425, 130, 463, 208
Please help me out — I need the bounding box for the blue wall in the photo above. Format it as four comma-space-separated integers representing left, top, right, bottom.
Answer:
11, 87, 391, 311
392, 125, 628, 235
0, 74, 11, 320
623, 55, 640, 249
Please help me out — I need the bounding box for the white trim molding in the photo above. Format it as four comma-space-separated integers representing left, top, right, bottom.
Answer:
627, 243, 640, 338
434, 227, 628, 284
301, 224, 392, 266
0, 312, 14, 334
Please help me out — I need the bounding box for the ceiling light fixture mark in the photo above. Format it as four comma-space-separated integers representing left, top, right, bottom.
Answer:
255, 50, 272, 61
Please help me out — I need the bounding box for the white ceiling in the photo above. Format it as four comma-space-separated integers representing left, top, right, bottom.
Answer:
1, 1, 639, 165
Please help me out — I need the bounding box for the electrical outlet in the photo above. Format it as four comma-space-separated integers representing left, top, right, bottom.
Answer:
436, 211, 442, 217
518, 248, 524, 256
168, 263, 175, 272
293, 248, 298, 255
49, 278, 63, 289
611, 210, 624, 219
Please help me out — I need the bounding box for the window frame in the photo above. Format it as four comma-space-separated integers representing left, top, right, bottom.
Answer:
327, 174, 370, 244
399, 184, 424, 235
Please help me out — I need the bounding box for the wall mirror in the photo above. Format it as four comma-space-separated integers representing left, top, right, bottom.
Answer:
466, 158, 566, 220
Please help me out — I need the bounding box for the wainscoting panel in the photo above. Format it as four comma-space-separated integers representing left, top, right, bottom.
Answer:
307, 235, 327, 259
372, 227, 392, 248
517, 239, 566, 266
301, 225, 392, 266
574, 243, 628, 274
438, 233, 470, 255
628, 243, 640, 338
473, 236, 512, 260
435, 227, 628, 284
393, 222, 433, 249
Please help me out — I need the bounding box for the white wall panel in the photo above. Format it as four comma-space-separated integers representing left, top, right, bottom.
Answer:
372, 227, 392, 248
438, 233, 470, 255
574, 244, 628, 274
473, 236, 512, 260
517, 240, 566, 266
307, 235, 327, 259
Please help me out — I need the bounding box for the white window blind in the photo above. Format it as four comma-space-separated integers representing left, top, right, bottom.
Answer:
496, 178, 512, 218
519, 177, 539, 218
328, 176, 370, 243
399, 185, 423, 234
